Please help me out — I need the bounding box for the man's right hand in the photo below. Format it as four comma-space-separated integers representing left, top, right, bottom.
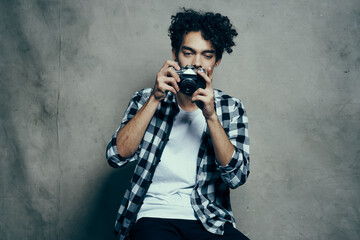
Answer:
153, 60, 181, 100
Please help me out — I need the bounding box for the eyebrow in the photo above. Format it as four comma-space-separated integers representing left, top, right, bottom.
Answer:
181, 46, 215, 54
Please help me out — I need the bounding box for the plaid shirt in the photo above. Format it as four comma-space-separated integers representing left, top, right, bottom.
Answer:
106, 88, 250, 240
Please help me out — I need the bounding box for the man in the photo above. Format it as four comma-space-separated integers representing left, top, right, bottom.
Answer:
106, 8, 250, 240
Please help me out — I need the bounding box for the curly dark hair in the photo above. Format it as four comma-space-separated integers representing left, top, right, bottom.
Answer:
168, 8, 238, 61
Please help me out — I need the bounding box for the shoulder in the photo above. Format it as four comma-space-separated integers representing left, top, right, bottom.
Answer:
214, 89, 242, 107
134, 88, 153, 97
131, 88, 153, 103
214, 89, 246, 117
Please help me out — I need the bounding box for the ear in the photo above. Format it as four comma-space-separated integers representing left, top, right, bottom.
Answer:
172, 49, 177, 61
214, 58, 222, 67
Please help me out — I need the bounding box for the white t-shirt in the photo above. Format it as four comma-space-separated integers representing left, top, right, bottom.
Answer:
136, 106, 206, 221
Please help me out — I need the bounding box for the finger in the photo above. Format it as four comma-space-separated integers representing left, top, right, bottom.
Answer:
161, 60, 180, 71
198, 70, 212, 88
163, 77, 180, 92
159, 77, 179, 92
191, 94, 207, 104
166, 67, 181, 82
192, 88, 207, 97
159, 83, 178, 95
207, 67, 213, 81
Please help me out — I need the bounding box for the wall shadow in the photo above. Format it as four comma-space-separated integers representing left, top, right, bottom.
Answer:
86, 161, 137, 240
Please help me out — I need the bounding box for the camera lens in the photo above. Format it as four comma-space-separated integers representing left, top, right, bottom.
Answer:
180, 78, 196, 95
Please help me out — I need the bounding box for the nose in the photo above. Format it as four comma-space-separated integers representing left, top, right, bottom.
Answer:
192, 54, 202, 69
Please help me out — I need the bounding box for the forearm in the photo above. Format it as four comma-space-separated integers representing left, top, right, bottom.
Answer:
116, 94, 160, 157
206, 114, 234, 166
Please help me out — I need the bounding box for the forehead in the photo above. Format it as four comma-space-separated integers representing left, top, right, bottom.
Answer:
181, 31, 214, 51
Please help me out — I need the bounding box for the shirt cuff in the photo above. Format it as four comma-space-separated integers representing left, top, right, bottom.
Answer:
217, 148, 239, 174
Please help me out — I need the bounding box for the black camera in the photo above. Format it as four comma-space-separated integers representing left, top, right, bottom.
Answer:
174, 65, 206, 96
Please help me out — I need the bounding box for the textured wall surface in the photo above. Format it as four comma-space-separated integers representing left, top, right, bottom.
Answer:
1, 0, 359, 239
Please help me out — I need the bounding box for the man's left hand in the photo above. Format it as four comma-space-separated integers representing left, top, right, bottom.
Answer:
192, 67, 217, 120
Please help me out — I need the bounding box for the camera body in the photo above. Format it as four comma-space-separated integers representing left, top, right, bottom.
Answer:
174, 65, 206, 96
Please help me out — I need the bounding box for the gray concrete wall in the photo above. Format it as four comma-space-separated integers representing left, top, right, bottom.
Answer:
1, 0, 359, 239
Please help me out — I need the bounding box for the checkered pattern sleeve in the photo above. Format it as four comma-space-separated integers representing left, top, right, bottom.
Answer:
106, 88, 152, 168
217, 96, 250, 189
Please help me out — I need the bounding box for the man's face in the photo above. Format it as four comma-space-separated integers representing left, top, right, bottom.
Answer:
173, 31, 221, 70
